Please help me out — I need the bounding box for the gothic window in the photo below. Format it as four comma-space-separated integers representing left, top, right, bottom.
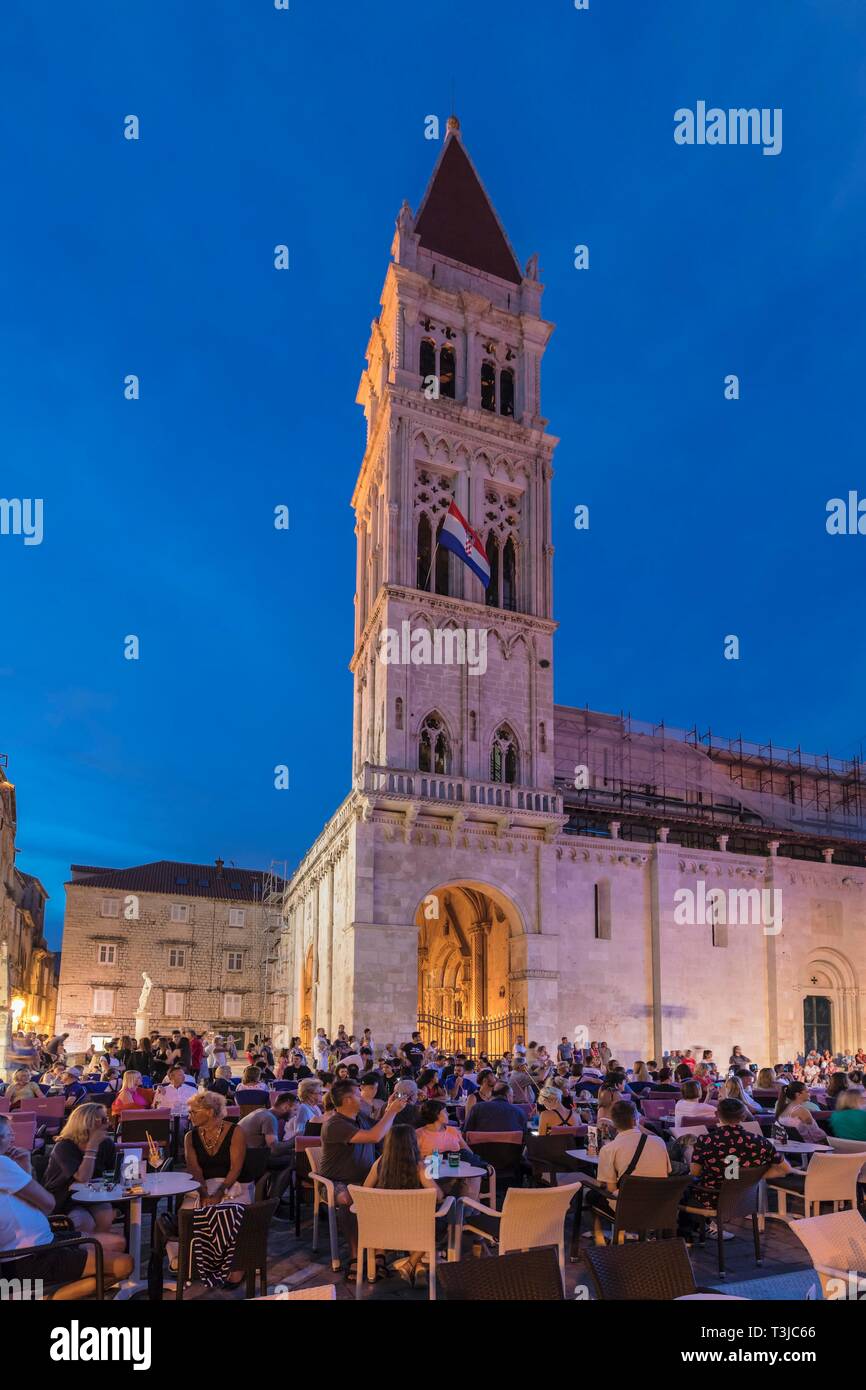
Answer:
469, 710, 477, 741
481, 360, 496, 412
539, 721, 546, 753
417, 513, 433, 590
503, 536, 517, 611
434, 518, 450, 595
414, 470, 454, 593
419, 713, 450, 775
395, 697, 404, 730
419, 337, 436, 383
439, 345, 455, 399
490, 723, 519, 784
485, 532, 500, 609
499, 367, 514, 417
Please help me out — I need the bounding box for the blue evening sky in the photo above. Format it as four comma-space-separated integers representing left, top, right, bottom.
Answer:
2, 0, 864, 948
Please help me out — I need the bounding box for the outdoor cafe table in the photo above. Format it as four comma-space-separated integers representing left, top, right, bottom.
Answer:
71, 1170, 199, 1299
434, 1161, 487, 1180
774, 1141, 831, 1155
565, 1149, 600, 1166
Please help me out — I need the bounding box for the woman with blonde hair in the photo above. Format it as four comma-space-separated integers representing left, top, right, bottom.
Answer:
44, 1103, 118, 1234
111, 1070, 149, 1116
633, 1061, 650, 1084
720, 1074, 763, 1115
5, 1068, 42, 1108
537, 1086, 581, 1135
183, 1090, 250, 1205
756, 1067, 778, 1091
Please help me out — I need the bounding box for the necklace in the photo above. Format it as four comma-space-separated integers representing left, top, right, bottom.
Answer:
199, 1122, 225, 1155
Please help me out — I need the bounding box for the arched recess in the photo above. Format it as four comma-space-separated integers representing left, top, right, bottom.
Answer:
415, 880, 531, 1054
800, 947, 860, 1054
300, 944, 314, 1052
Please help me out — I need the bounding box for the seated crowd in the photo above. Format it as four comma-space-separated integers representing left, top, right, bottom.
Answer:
2, 1024, 865, 1294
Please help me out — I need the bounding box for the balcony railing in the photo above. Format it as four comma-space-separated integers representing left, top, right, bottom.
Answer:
359, 764, 563, 816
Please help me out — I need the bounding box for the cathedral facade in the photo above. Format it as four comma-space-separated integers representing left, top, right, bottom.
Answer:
276, 121, 866, 1066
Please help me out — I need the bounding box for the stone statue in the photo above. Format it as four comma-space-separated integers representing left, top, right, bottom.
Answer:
524, 252, 539, 281
137, 972, 153, 1014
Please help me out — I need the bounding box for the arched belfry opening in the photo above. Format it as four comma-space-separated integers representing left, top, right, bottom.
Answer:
416, 882, 525, 1055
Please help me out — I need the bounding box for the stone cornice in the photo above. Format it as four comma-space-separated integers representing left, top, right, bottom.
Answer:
351, 584, 557, 672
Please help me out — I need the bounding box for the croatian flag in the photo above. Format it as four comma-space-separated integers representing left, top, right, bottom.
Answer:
439, 500, 490, 588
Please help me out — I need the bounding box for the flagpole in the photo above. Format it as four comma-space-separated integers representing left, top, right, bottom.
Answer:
423, 534, 438, 592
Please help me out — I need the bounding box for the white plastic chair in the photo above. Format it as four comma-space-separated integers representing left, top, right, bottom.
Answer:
347, 1186, 454, 1301
457, 1180, 582, 1291
827, 1136, 866, 1181
307, 1145, 342, 1272
767, 1151, 865, 1219
789, 1210, 866, 1299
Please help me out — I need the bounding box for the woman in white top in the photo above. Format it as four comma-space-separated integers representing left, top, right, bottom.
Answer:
673, 1080, 717, 1136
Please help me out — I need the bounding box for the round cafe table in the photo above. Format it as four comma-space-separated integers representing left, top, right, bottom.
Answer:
71, 1170, 199, 1299
432, 1161, 487, 1180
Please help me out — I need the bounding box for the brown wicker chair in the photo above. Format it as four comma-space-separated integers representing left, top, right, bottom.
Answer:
585, 1237, 699, 1299
0, 1234, 107, 1300
174, 1198, 278, 1299
610, 1175, 692, 1243
525, 1132, 587, 1183
681, 1165, 768, 1278
438, 1246, 565, 1301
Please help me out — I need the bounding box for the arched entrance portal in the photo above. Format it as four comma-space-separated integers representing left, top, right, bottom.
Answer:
300, 944, 313, 1052
801, 948, 860, 1055
416, 882, 526, 1057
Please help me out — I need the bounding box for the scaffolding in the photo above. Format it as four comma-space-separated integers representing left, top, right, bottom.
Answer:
260, 861, 288, 1043
558, 705, 866, 845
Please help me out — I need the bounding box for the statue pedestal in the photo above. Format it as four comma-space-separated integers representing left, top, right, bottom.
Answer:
134, 1012, 150, 1044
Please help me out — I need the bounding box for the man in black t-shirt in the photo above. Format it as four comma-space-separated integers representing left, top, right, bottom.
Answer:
401, 1033, 425, 1072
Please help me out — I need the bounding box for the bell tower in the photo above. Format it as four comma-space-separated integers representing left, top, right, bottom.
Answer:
352, 118, 559, 800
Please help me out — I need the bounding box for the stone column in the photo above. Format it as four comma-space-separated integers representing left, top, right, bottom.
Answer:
321, 860, 334, 1036
649, 845, 664, 1065
469, 922, 489, 1020
764, 847, 781, 1061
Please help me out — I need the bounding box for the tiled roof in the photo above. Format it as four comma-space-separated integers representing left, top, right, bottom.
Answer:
415, 132, 523, 285
66, 860, 282, 903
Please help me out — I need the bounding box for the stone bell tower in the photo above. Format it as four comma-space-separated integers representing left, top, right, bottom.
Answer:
352, 116, 559, 799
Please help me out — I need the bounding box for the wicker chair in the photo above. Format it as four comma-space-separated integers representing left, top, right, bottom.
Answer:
605, 1175, 691, 1245
682, 1166, 767, 1277
174, 1197, 278, 1299
439, 1246, 565, 1301
789, 1210, 866, 1299
584, 1237, 699, 1300
0, 1234, 109, 1301
347, 1185, 455, 1301
457, 1180, 581, 1289
306, 1145, 342, 1271
464, 1130, 525, 1197
292, 1134, 322, 1233
525, 1132, 586, 1183
767, 1151, 865, 1220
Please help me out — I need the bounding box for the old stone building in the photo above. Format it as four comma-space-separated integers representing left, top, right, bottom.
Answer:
277, 120, 866, 1066
56, 860, 284, 1054
0, 755, 57, 1035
